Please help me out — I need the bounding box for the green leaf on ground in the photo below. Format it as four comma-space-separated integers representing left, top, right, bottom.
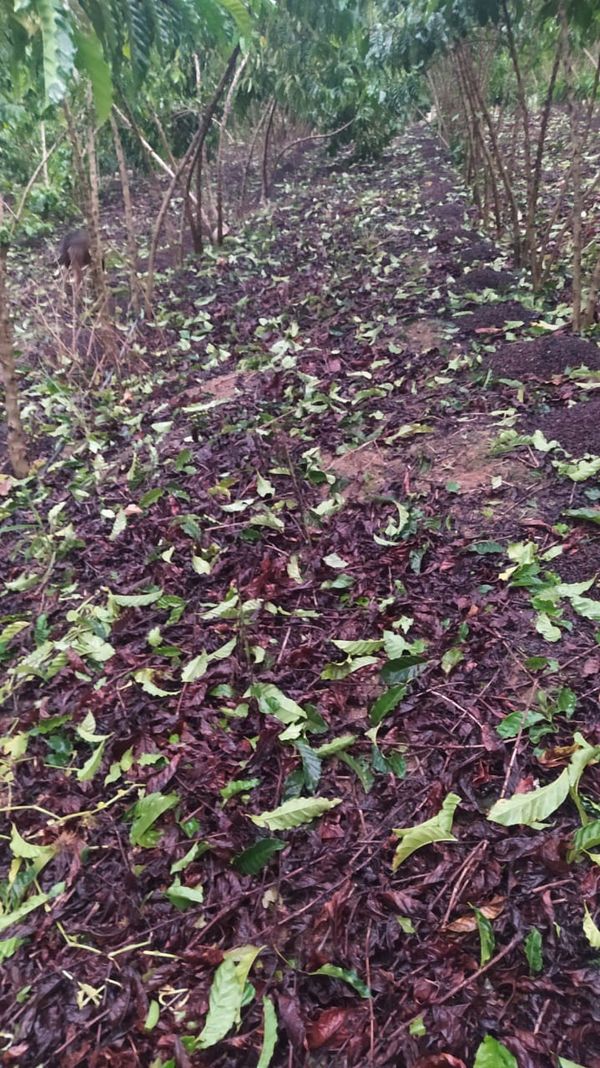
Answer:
564, 507, 600, 525
441, 647, 464, 674
583, 905, 600, 949
369, 685, 407, 726
166, 879, 205, 910
250, 796, 341, 831
489, 735, 600, 827
473, 906, 495, 965
311, 964, 370, 998
130, 792, 179, 847
392, 792, 460, 870
220, 778, 260, 803
473, 1035, 517, 1068
233, 838, 285, 875
257, 996, 278, 1068
524, 927, 543, 973
250, 683, 307, 724
198, 945, 263, 1049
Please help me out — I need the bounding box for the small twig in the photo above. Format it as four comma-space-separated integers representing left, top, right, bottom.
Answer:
270, 118, 355, 188
377, 934, 521, 1056
427, 688, 482, 729
366, 919, 375, 1067
533, 997, 551, 1035
435, 933, 521, 1006
283, 441, 311, 542
441, 841, 488, 924
13, 132, 66, 229
499, 681, 538, 800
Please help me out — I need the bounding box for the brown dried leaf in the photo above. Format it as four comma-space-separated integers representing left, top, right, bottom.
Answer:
306, 1006, 366, 1050
413, 1056, 468, 1068
446, 895, 505, 932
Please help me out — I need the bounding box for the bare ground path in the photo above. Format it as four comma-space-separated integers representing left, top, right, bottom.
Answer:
1, 127, 600, 1067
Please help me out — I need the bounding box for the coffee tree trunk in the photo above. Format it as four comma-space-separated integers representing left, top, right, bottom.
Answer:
146, 46, 240, 303
0, 246, 29, 478
216, 53, 248, 243
261, 100, 277, 202
63, 100, 109, 313
110, 112, 142, 313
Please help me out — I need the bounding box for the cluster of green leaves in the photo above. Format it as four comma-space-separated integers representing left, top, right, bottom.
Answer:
378, 0, 600, 75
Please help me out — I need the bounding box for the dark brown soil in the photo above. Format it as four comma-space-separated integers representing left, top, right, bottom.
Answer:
456, 239, 498, 265
487, 333, 600, 377
421, 177, 455, 202
532, 395, 600, 454
433, 201, 468, 222
457, 267, 515, 293
554, 535, 600, 581
453, 300, 537, 334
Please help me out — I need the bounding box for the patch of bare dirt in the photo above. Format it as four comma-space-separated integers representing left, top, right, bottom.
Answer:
426, 428, 505, 492
403, 318, 449, 352
434, 201, 468, 222
167, 370, 257, 408
201, 371, 247, 399
554, 535, 600, 582
419, 423, 535, 498
420, 177, 455, 202
323, 444, 407, 501
487, 333, 600, 377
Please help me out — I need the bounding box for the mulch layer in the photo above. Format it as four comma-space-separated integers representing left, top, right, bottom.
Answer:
1, 126, 600, 1068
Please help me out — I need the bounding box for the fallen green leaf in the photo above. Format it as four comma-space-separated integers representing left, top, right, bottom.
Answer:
233, 838, 285, 875
392, 793, 460, 870
130, 792, 179, 847
257, 996, 278, 1068
198, 945, 263, 1049
311, 963, 370, 998
250, 796, 341, 831
473, 1035, 517, 1068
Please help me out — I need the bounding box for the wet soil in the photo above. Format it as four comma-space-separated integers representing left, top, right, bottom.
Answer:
487, 333, 600, 378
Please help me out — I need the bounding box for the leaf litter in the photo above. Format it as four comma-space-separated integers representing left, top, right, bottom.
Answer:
1, 127, 600, 1066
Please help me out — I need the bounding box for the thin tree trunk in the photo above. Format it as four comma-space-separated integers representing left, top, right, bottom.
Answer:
145, 137, 202, 304
216, 53, 248, 243
192, 49, 204, 246
194, 150, 204, 253
501, 0, 533, 262
63, 101, 108, 311
85, 108, 109, 312
184, 46, 241, 245
152, 111, 201, 250
261, 100, 277, 202
561, 10, 583, 331
0, 244, 29, 478
115, 103, 206, 241
146, 46, 240, 305
581, 63, 600, 326
40, 122, 49, 186
456, 48, 502, 236
110, 112, 142, 314
203, 146, 218, 232
240, 99, 273, 211
458, 43, 522, 262
583, 252, 600, 327
529, 38, 562, 288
